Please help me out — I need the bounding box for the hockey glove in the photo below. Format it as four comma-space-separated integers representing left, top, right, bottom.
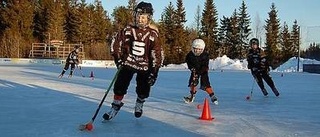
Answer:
247, 63, 252, 69
250, 67, 258, 75
191, 68, 196, 73
148, 73, 157, 86
115, 59, 124, 69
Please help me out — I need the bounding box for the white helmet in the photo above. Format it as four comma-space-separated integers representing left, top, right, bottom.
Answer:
191, 39, 205, 56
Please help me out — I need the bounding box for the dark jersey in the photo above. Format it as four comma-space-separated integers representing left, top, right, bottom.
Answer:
66, 50, 78, 64
111, 25, 162, 72
247, 48, 261, 69
260, 55, 270, 71
185, 51, 209, 74
247, 48, 269, 71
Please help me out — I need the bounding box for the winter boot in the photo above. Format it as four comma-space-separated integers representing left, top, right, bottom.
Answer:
262, 88, 268, 96
209, 93, 218, 105
103, 100, 124, 121
134, 97, 145, 118
272, 87, 280, 97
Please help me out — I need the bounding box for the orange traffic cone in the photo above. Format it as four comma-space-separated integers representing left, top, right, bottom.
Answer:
90, 71, 94, 80
199, 98, 214, 120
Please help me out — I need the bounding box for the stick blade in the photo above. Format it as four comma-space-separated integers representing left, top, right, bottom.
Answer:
78, 124, 87, 131
78, 121, 93, 131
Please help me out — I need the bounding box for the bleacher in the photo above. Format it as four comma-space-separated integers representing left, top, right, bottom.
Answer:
29, 40, 85, 59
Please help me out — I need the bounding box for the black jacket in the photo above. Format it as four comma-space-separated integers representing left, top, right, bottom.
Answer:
247, 48, 269, 72
66, 50, 79, 64
185, 51, 209, 74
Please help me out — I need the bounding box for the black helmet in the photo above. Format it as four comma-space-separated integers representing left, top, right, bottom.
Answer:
134, 1, 153, 15
249, 38, 259, 46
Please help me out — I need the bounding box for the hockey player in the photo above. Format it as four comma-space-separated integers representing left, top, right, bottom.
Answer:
247, 38, 280, 97
58, 45, 80, 78
103, 1, 163, 120
183, 39, 218, 105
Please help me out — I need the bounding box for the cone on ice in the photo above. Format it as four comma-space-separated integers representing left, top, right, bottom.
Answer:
199, 98, 214, 120
90, 71, 94, 80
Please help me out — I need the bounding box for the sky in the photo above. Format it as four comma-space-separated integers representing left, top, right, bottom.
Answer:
86, 0, 320, 49
1, 57, 320, 136
94, 0, 320, 27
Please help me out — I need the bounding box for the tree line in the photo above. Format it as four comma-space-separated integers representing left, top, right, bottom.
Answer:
0, 0, 319, 69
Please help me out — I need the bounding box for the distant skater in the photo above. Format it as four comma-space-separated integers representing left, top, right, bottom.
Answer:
247, 38, 280, 97
58, 45, 80, 78
183, 38, 218, 104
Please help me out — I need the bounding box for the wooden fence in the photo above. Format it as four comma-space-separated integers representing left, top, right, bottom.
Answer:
29, 42, 85, 59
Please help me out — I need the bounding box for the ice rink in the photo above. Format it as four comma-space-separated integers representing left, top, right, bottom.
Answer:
0, 64, 319, 137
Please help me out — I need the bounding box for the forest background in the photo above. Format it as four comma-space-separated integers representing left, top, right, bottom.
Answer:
1, 0, 319, 69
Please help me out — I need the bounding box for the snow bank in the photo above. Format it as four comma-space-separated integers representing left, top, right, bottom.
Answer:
1, 55, 320, 72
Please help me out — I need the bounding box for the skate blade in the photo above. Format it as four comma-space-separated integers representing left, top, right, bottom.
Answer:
102, 114, 113, 122
183, 98, 193, 104
78, 124, 87, 131
102, 119, 109, 123
213, 101, 219, 105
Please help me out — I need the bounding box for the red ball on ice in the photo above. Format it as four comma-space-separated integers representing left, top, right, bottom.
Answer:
246, 96, 250, 100
86, 123, 93, 131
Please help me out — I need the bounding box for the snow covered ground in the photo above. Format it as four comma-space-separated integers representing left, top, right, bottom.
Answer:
0, 57, 320, 137
163, 55, 320, 72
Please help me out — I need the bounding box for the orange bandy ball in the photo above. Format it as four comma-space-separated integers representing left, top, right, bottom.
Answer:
86, 124, 93, 131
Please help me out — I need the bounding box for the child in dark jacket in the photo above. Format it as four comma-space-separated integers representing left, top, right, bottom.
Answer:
183, 39, 218, 105
247, 38, 280, 97
58, 45, 80, 78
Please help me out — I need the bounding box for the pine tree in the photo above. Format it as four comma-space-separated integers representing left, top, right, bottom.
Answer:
228, 10, 240, 59
217, 16, 230, 57
77, 1, 91, 45
159, 2, 176, 65
172, 0, 187, 64
112, 6, 132, 31
305, 43, 320, 61
33, 0, 51, 43
89, 0, 111, 59
194, 5, 202, 37
127, 0, 137, 15
237, 1, 251, 59
64, 0, 81, 43
201, 0, 219, 59
0, 0, 34, 57
264, 3, 281, 69
48, 0, 66, 41
280, 22, 292, 63
291, 20, 300, 58
92, 0, 109, 43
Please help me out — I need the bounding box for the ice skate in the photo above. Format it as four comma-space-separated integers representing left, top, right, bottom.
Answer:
183, 94, 195, 103
134, 98, 145, 118
262, 88, 268, 96
210, 94, 218, 105
102, 102, 123, 121
272, 87, 280, 97
58, 74, 63, 79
